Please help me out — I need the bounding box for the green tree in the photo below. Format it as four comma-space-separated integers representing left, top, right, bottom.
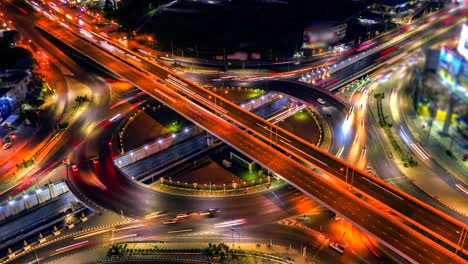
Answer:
104, 0, 114, 14
28, 98, 45, 108
75, 95, 88, 106
20, 109, 39, 125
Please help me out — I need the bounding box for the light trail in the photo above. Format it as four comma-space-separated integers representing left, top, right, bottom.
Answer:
55, 240, 89, 252
109, 234, 138, 241
167, 229, 193, 234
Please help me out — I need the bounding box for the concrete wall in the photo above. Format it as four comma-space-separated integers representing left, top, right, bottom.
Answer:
113, 126, 205, 168
0, 181, 69, 221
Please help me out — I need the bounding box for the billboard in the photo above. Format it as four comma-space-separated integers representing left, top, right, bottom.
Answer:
437, 48, 468, 103
303, 23, 347, 49
456, 60, 468, 102
457, 24, 468, 60
438, 48, 462, 84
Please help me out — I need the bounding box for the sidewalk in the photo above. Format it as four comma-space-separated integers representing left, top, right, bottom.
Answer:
376, 75, 468, 214
408, 115, 467, 184
100, 241, 306, 264
149, 179, 286, 198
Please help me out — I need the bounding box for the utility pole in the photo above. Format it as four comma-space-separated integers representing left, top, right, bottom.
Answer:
171, 41, 174, 57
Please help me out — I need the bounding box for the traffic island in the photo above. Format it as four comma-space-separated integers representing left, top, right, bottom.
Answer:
150, 177, 285, 197
100, 241, 298, 264
148, 147, 286, 197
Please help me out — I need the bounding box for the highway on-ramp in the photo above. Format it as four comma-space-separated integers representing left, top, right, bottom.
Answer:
32, 17, 466, 263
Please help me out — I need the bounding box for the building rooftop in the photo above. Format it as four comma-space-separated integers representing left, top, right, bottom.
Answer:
0, 70, 28, 86
372, 0, 412, 7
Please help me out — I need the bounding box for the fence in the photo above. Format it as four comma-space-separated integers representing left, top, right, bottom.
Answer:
0, 181, 68, 221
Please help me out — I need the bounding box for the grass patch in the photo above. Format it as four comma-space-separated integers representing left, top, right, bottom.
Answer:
293, 110, 310, 122
166, 121, 182, 132
244, 88, 264, 99
238, 170, 260, 182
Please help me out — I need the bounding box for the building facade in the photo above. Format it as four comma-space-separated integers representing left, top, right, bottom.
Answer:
0, 70, 34, 122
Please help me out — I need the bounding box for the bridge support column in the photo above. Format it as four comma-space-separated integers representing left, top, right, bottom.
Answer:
207, 132, 215, 146
441, 93, 457, 135
48, 183, 57, 199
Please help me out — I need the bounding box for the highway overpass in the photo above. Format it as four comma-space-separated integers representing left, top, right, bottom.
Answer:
33, 13, 467, 263
34, 7, 468, 258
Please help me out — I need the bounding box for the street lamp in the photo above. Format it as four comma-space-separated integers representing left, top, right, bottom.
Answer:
230, 227, 241, 248
147, 36, 154, 49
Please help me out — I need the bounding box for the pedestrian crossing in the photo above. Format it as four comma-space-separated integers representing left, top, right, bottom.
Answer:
365, 164, 377, 177
384, 176, 411, 185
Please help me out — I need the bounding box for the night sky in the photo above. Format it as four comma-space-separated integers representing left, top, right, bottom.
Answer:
116, 0, 366, 57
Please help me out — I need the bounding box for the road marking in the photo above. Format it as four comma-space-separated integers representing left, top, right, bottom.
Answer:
256, 123, 291, 143
455, 184, 468, 196
361, 177, 404, 200
279, 139, 328, 167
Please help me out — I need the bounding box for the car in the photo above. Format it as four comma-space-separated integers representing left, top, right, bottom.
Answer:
208, 208, 220, 216
317, 98, 326, 105
2, 142, 12, 150
200, 208, 221, 216
176, 212, 196, 219
71, 164, 79, 172
329, 241, 345, 254
163, 219, 178, 224
7, 127, 15, 131
90, 156, 99, 164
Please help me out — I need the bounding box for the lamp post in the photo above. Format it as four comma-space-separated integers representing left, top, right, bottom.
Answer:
147, 36, 154, 49
230, 227, 241, 248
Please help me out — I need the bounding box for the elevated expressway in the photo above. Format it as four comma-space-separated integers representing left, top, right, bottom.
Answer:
34, 5, 468, 257
34, 12, 468, 262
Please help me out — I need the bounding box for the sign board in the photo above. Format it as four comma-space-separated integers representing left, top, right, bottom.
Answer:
457, 24, 468, 60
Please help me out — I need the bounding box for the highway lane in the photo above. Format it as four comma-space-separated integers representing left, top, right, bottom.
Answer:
107, 15, 468, 256
32, 20, 467, 263
12, 0, 467, 257
0, 5, 117, 201
19, 0, 468, 239
109, 28, 468, 257
11, 208, 376, 264
123, 95, 291, 181
2, 4, 385, 263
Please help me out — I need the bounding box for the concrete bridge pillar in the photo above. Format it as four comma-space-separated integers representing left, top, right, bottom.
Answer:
441, 93, 457, 135
48, 183, 57, 199
207, 132, 214, 146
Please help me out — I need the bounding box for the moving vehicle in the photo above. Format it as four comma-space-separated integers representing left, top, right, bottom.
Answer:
176, 212, 196, 218
163, 219, 178, 224
2, 142, 12, 150
329, 241, 345, 254
71, 164, 79, 172
317, 98, 326, 105
90, 156, 99, 164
